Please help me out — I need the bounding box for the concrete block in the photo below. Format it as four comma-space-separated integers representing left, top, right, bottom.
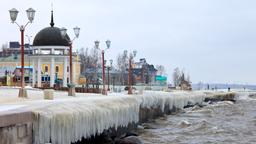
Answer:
18, 88, 28, 98
68, 87, 76, 96
44, 89, 54, 100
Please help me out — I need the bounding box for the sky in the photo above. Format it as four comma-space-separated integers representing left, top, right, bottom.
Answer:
0, 0, 256, 85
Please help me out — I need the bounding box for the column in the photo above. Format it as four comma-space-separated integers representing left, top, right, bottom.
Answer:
51, 48, 54, 54
50, 57, 55, 87
38, 48, 41, 54
63, 57, 68, 87
32, 59, 36, 87
37, 58, 41, 87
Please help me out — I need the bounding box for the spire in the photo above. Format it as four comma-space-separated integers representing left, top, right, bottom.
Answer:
50, 10, 54, 27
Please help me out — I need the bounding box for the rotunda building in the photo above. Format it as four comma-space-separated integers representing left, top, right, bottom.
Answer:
31, 11, 80, 88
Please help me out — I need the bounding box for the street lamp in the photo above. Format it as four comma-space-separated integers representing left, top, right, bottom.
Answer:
106, 59, 113, 91
9, 8, 35, 98
128, 50, 137, 94
26, 35, 32, 86
60, 26, 80, 96
95, 40, 111, 95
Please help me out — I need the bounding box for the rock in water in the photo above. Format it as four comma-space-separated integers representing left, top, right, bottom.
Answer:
249, 94, 256, 99
137, 125, 144, 130
116, 136, 143, 144
179, 120, 191, 127
142, 123, 157, 129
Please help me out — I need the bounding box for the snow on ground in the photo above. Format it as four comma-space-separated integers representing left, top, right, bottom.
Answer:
0, 105, 27, 112
0, 87, 219, 144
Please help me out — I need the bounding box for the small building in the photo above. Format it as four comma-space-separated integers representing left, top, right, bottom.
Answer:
13, 66, 33, 84
132, 58, 157, 85
0, 42, 31, 57
177, 73, 192, 90
30, 10, 80, 88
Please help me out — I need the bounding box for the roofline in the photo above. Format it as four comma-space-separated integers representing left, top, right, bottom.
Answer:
32, 46, 69, 49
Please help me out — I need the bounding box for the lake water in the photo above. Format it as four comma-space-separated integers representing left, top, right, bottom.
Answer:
138, 91, 256, 144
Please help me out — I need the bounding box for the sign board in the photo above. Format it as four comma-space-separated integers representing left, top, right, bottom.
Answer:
155, 75, 167, 81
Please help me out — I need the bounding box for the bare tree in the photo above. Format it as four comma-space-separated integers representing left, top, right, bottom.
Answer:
1, 43, 8, 52
79, 47, 100, 84
116, 50, 128, 85
173, 67, 181, 87
186, 74, 191, 83
156, 65, 166, 76
79, 47, 88, 73
180, 70, 185, 82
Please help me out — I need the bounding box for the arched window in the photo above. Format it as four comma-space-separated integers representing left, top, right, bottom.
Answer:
45, 66, 48, 72
55, 66, 59, 72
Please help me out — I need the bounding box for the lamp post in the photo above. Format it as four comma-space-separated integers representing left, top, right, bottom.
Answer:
95, 40, 111, 95
9, 8, 35, 98
26, 35, 32, 86
60, 26, 80, 96
106, 59, 113, 91
128, 50, 137, 94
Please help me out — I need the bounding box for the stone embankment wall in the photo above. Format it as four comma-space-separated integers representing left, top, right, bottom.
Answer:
0, 110, 33, 144
0, 91, 236, 144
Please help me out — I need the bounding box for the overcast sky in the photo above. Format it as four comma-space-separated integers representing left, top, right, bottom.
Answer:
1, 0, 256, 84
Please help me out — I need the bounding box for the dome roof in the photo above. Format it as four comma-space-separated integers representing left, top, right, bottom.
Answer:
33, 27, 70, 46
33, 10, 70, 46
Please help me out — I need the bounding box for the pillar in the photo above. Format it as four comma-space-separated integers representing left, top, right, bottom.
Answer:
51, 48, 54, 54
63, 57, 68, 87
37, 58, 41, 87
50, 57, 55, 87
38, 48, 41, 54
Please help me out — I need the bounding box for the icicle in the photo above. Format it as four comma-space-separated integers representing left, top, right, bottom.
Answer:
32, 91, 206, 144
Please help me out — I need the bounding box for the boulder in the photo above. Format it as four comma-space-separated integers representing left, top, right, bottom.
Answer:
116, 136, 143, 144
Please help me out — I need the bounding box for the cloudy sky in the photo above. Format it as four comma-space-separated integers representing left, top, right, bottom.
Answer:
0, 0, 256, 84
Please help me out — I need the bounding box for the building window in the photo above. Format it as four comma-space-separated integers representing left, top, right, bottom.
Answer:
67, 66, 69, 72
56, 66, 59, 73
45, 66, 48, 72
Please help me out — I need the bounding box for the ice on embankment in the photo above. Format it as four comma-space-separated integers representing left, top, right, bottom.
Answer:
33, 96, 140, 144
140, 91, 205, 111
32, 91, 206, 144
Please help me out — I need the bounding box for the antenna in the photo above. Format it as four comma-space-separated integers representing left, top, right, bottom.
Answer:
50, 3, 54, 27
51, 3, 53, 11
